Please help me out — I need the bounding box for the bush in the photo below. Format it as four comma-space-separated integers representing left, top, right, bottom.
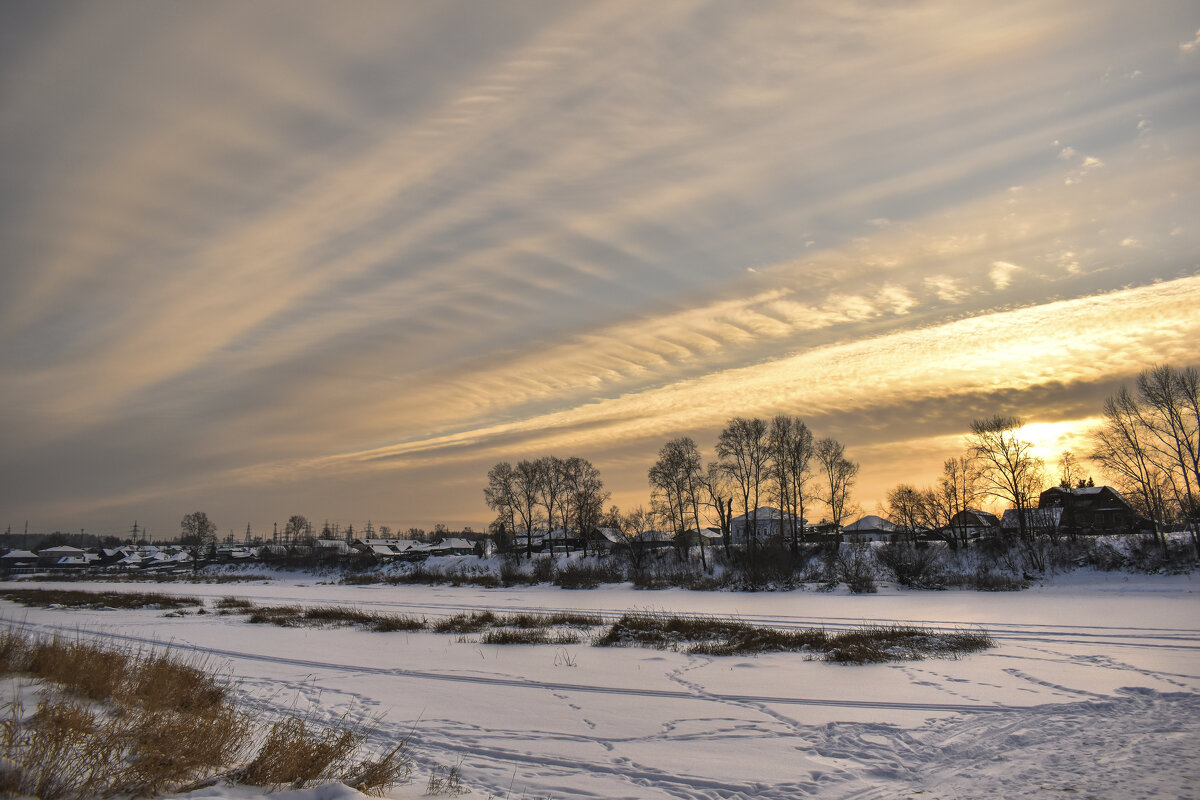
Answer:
553, 562, 623, 589
530, 557, 556, 583
876, 541, 944, 588
498, 559, 536, 586
833, 545, 877, 593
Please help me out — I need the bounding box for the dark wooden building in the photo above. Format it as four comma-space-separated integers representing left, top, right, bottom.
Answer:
1037, 486, 1149, 533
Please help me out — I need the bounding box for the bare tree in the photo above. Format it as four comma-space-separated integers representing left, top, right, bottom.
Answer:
1057, 451, 1084, 488
1091, 387, 1170, 545
620, 505, 653, 570
1136, 365, 1200, 554
180, 511, 217, 572
885, 484, 924, 539
534, 456, 566, 554
967, 416, 1044, 540
562, 456, 609, 557
513, 459, 543, 559
816, 437, 859, 535
649, 438, 708, 568
701, 461, 734, 557
485, 462, 518, 552
1092, 367, 1200, 554
286, 515, 309, 547
716, 417, 769, 551
939, 456, 983, 549
768, 415, 815, 555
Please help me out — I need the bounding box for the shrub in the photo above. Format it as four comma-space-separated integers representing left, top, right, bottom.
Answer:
875, 541, 944, 588
499, 560, 536, 586
833, 545, 877, 593
553, 562, 623, 589
530, 557, 556, 583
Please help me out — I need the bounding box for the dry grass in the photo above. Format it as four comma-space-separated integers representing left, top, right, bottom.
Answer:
214, 595, 255, 613
242, 603, 426, 633
242, 716, 363, 787
0, 626, 412, 798
0, 627, 250, 798
0, 587, 202, 610
431, 611, 500, 634
479, 629, 582, 645
594, 612, 994, 663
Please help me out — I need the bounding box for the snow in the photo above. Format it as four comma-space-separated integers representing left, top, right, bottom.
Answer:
1, 572, 1197, 799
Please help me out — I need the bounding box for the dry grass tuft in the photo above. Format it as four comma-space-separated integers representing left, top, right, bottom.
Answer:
242, 716, 361, 788
0, 628, 252, 798
595, 612, 994, 663
0, 626, 413, 797
479, 629, 582, 645
0, 588, 202, 610
431, 611, 499, 634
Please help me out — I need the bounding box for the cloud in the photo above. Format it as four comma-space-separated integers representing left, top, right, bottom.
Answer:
924, 275, 970, 303
989, 261, 1023, 290
2, 0, 1199, 532
233, 275, 1200, 483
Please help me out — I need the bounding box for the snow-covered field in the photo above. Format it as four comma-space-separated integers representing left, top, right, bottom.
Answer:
2, 571, 1197, 800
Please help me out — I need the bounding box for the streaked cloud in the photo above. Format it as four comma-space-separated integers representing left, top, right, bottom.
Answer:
1, 0, 1198, 532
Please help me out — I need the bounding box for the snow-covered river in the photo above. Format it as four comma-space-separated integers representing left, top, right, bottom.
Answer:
3, 572, 1197, 799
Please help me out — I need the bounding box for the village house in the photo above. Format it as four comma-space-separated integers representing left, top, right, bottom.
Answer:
1037, 486, 1149, 533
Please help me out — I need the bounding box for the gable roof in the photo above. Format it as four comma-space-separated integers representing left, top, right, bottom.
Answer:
843, 515, 897, 532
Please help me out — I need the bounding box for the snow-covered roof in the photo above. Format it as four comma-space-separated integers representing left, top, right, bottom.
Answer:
433, 538, 472, 550
1000, 507, 1063, 529
1, 550, 38, 559
843, 515, 897, 532
40, 545, 85, 554
594, 527, 626, 544
731, 506, 791, 523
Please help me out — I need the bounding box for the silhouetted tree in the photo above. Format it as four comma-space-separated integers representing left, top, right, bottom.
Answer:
717, 417, 769, 552
967, 416, 1044, 540
649, 438, 707, 568
286, 515, 309, 547
767, 415, 814, 554
562, 456, 609, 558
816, 437, 859, 535
180, 511, 217, 572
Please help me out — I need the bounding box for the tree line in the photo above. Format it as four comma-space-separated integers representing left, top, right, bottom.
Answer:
484, 456, 611, 559
484, 416, 859, 563
880, 364, 1199, 557
485, 365, 1199, 566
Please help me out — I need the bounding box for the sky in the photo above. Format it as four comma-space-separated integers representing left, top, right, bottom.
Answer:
2, 1, 1199, 540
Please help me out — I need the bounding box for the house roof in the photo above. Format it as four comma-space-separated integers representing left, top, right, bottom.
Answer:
594, 527, 626, 544
843, 515, 897, 532
1, 549, 38, 559
1000, 507, 1063, 529
731, 506, 792, 523
433, 538, 472, 550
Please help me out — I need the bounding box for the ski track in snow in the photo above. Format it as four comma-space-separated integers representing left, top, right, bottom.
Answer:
2, 578, 1198, 799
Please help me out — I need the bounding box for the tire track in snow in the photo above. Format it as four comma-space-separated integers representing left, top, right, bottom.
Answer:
15, 618, 1021, 715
